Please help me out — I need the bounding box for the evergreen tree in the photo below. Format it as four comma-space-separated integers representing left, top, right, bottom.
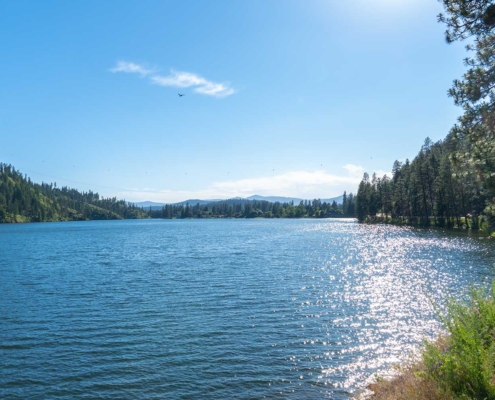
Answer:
439, 0, 495, 227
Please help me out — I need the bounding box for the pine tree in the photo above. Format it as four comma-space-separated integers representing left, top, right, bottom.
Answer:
439, 0, 495, 228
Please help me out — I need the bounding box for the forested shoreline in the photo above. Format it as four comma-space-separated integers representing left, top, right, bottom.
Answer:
355, 0, 495, 234
0, 162, 357, 223
147, 192, 355, 219
355, 133, 489, 230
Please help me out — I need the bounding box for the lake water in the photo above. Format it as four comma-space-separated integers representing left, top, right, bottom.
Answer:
1, 219, 495, 399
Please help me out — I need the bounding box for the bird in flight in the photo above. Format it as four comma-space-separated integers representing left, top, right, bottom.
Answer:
178, 93, 185, 97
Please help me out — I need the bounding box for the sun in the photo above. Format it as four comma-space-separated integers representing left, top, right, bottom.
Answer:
322, 0, 433, 27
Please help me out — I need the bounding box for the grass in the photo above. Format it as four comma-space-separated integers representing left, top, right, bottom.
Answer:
359, 284, 495, 400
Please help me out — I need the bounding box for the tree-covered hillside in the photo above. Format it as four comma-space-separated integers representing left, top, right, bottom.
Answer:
0, 163, 148, 223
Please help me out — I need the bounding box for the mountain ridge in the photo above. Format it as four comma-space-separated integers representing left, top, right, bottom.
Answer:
132, 194, 345, 209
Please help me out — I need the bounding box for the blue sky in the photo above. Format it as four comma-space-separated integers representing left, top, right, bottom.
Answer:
0, 0, 467, 202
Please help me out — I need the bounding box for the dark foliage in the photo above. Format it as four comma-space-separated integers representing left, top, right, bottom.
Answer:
147, 193, 356, 219
0, 163, 148, 223
355, 135, 488, 227
438, 0, 495, 227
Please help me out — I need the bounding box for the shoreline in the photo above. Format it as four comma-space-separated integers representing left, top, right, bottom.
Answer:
361, 218, 493, 237
353, 285, 495, 399
0, 215, 357, 224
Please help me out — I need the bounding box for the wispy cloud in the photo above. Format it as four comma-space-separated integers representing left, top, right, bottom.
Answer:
109, 61, 153, 77
151, 71, 234, 97
115, 165, 370, 203
110, 60, 235, 97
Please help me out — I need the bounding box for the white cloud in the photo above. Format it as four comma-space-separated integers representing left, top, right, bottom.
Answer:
342, 164, 391, 180
152, 70, 234, 97
110, 61, 153, 77
373, 170, 392, 179
115, 165, 366, 203
342, 163, 365, 179
195, 81, 235, 97
151, 71, 205, 88
110, 60, 235, 97
210, 169, 361, 198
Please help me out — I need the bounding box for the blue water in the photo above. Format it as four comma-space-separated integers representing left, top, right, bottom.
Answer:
1, 219, 495, 399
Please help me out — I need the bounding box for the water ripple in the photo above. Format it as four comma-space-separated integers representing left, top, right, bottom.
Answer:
1, 219, 494, 399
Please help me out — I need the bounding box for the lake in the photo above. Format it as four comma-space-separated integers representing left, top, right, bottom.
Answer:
1, 219, 495, 399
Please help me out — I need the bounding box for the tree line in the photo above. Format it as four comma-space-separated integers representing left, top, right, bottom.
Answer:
355, 135, 487, 228
147, 193, 356, 219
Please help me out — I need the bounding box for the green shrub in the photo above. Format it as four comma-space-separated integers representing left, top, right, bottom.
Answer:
422, 284, 495, 399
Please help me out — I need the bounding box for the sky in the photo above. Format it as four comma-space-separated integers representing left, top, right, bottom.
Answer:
0, 0, 469, 203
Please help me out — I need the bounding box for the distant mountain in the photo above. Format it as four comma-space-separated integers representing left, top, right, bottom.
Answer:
246, 195, 303, 203
132, 199, 221, 210
322, 195, 344, 205
132, 201, 167, 208
171, 199, 222, 206
133, 194, 345, 210
247, 194, 344, 204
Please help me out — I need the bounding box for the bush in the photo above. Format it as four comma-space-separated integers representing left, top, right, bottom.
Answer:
365, 284, 495, 400
422, 285, 495, 399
